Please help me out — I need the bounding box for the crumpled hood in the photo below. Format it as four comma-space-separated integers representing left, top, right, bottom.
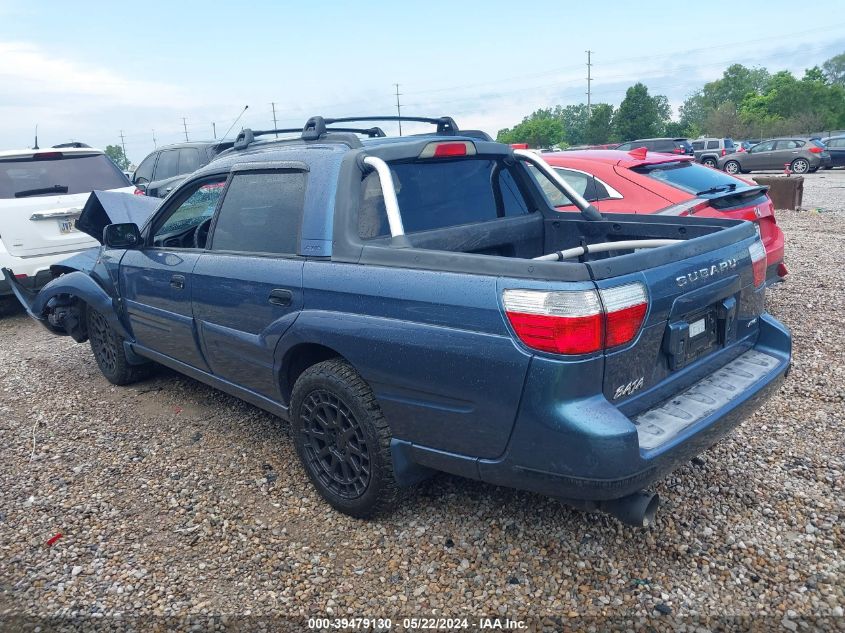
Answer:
75, 190, 160, 243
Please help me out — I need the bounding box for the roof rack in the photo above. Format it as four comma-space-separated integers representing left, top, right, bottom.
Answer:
233, 115, 462, 150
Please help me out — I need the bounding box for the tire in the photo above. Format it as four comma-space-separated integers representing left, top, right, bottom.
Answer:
723, 160, 741, 175
86, 307, 151, 385
703, 158, 717, 168
790, 158, 810, 174
290, 359, 400, 518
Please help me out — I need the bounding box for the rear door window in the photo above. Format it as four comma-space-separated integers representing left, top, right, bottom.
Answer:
153, 150, 180, 180
632, 161, 744, 195
752, 141, 776, 152
0, 153, 130, 199
179, 148, 201, 174
211, 171, 306, 254
706, 140, 719, 150
775, 140, 801, 150
359, 158, 531, 238
692, 141, 704, 150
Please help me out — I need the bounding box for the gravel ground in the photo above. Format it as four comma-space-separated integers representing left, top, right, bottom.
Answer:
0, 175, 843, 630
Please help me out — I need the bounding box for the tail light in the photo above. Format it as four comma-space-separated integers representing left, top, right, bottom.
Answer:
673, 148, 684, 154
721, 148, 727, 156
502, 283, 648, 355
749, 240, 767, 288
419, 141, 476, 158
133, 188, 145, 195
808, 146, 823, 154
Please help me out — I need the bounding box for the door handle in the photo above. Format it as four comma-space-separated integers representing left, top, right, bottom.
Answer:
170, 274, 186, 290
268, 288, 293, 306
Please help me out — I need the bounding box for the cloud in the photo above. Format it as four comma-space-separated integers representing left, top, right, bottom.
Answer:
0, 41, 194, 109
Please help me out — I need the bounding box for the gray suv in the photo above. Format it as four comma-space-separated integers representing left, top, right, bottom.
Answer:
691, 138, 736, 168
717, 138, 831, 174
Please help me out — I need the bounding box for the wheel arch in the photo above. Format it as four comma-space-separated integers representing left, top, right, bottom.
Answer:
280, 342, 347, 406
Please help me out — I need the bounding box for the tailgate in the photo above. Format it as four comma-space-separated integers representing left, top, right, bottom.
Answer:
593, 225, 765, 408
0, 192, 133, 257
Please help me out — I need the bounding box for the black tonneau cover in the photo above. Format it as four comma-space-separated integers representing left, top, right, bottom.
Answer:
75, 190, 160, 243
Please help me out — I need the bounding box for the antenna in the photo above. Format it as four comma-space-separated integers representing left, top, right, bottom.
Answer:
221, 105, 249, 141
34, 124, 39, 150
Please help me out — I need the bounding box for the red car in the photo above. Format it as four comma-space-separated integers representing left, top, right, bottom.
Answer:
534, 149, 786, 284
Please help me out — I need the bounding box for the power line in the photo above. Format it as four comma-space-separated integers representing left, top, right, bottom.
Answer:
119, 130, 127, 161
586, 50, 593, 117
394, 84, 403, 136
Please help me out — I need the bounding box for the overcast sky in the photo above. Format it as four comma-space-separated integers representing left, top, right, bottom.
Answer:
1, 0, 843, 164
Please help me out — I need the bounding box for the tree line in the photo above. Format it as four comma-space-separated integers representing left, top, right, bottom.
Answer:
497, 52, 845, 147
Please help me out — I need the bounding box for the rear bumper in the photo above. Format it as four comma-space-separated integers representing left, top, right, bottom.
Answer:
475, 313, 791, 501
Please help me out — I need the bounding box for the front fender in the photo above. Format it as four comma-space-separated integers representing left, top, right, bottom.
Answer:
1, 267, 131, 340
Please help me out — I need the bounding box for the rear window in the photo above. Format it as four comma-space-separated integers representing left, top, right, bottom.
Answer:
632, 161, 745, 195
0, 153, 130, 199
359, 159, 531, 238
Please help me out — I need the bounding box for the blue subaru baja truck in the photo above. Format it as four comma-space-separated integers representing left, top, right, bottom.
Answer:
3, 116, 791, 527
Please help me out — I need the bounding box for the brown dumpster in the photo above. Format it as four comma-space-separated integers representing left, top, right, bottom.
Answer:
751, 175, 804, 210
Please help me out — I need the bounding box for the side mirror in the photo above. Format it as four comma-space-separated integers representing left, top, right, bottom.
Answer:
134, 182, 147, 193
103, 223, 142, 249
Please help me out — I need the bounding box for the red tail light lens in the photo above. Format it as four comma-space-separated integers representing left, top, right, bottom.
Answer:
419, 141, 476, 158
133, 188, 145, 195
673, 148, 684, 154
600, 284, 649, 347
749, 240, 767, 287
502, 283, 648, 355
808, 146, 823, 154
721, 148, 727, 156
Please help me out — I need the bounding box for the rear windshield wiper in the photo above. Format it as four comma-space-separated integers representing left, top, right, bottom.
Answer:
696, 183, 736, 196
14, 184, 70, 198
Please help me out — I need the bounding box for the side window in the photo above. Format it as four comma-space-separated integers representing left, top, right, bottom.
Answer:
211, 171, 305, 255
153, 179, 227, 247
531, 167, 610, 206
831, 139, 845, 148
692, 141, 704, 150
616, 142, 632, 151
706, 140, 719, 149
775, 140, 798, 150
752, 141, 775, 152
179, 148, 201, 174
154, 149, 180, 180
134, 153, 157, 183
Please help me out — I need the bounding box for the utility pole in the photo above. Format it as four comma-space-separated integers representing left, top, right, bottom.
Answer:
152, 129, 157, 148
585, 50, 593, 117
394, 83, 403, 136
212, 122, 217, 139
271, 102, 279, 137
182, 117, 189, 142
119, 130, 128, 165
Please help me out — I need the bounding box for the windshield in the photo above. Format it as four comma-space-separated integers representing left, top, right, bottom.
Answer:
633, 161, 746, 195
0, 153, 130, 199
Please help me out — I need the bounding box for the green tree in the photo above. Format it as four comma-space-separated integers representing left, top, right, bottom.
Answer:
104, 144, 130, 170
584, 104, 614, 144
497, 110, 566, 148
803, 66, 827, 83
822, 52, 845, 85
553, 104, 590, 145
613, 83, 663, 141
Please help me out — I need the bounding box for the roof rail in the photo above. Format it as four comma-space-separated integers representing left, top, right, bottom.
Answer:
234, 123, 387, 150
233, 115, 462, 151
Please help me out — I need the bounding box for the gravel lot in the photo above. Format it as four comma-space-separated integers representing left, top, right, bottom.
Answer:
1, 173, 843, 629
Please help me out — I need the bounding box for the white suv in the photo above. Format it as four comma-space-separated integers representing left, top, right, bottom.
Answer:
0, 146, 135, 311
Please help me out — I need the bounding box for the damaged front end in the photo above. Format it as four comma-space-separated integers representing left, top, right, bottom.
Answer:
1, 190, 158, 339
